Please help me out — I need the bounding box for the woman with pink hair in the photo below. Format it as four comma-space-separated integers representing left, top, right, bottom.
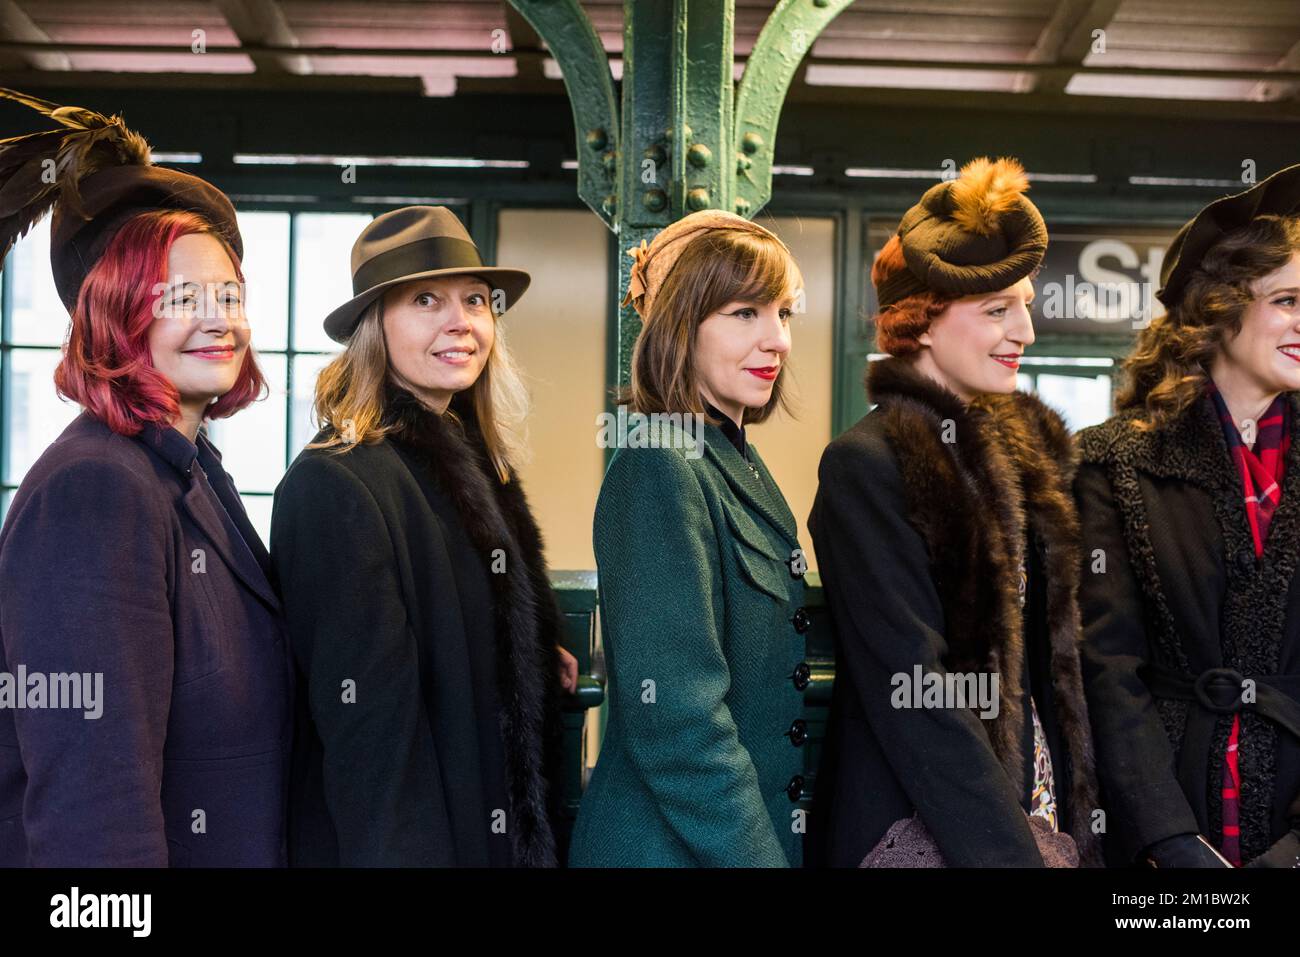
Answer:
0, 91, 290, 867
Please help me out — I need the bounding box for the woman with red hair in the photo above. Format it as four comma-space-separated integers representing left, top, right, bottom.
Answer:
807, 158, 1100, 867
0, 92, 291, 866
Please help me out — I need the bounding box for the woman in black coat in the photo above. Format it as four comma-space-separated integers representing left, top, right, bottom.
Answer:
1075, 166, 1300, 868
807, 158, 1100, 867
0, 95, 291, 866
271, 206, 575, 867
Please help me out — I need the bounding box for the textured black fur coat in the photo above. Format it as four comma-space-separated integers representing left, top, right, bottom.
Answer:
1077, 393, 1300, 865
271, 382, 563, 867
808, 356, 1100, 867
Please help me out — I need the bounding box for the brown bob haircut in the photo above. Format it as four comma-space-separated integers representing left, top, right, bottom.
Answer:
1118, 213, 1300, 430
621, 228, 802, 425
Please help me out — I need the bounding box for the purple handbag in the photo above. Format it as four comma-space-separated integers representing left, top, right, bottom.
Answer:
858, 812, 1079, 868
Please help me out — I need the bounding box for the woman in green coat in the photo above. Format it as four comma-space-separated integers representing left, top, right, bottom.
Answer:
569, 211, 811, 867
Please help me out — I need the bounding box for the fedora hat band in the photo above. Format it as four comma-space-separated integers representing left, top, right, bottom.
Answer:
351, 235, 486, 296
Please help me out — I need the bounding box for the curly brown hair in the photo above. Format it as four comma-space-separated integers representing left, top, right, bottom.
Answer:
1117, 214, 1300, 429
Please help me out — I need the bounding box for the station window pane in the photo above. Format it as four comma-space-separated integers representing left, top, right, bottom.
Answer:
241, 493, 274, 549
292, 213, 373, 353
3, 348, 79, 486
237, 211, 291, 352
1034, 373, 1113, 431
8, 218, 67, 348
205, 352, 288, 494
290, 351, 341, 455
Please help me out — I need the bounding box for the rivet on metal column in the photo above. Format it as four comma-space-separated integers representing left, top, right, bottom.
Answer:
506, 0, 621, 230
734, 0, 854, 219
506, 0, 853, 387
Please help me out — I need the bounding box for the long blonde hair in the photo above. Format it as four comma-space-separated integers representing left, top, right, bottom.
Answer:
308, 296, 530, 481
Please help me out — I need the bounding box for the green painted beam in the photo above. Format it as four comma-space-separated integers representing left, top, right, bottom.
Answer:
506, 0, 620, 227
674, 0, 733, 215
734, 0, 856, 217
616, 2, 675, 383
512, 0, 852, 386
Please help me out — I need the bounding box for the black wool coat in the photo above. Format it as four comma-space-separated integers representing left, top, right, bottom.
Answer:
807, 357, 1100, 867
270, 384, 564, 867
1076, 394, 1300, 866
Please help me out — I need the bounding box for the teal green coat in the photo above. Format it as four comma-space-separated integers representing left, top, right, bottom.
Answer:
569, 421, 809, 867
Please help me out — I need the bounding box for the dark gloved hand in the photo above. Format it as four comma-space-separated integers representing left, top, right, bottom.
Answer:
1245, 830, 1300, 868
1142, 832, 1234, 868
1247, 794, 1300, 867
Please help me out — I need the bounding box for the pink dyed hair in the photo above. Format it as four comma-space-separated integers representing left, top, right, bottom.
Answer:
54, 209, 266, 435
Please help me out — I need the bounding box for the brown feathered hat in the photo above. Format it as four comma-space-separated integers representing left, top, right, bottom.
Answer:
0, 88, 242, 314
875, 156, 1048, 309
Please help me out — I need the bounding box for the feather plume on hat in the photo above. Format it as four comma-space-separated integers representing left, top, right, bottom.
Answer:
0, 87, 152, 263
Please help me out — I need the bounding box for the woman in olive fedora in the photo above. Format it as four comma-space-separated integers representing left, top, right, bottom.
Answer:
1076, 165, 1300, 868
271, 205, 578, 867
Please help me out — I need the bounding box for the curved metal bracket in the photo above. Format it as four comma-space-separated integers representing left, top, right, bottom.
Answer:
507, 0, 621, 227
734, 0, 854, 217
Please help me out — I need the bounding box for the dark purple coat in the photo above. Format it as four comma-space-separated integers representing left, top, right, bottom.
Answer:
0, 411, 293, 866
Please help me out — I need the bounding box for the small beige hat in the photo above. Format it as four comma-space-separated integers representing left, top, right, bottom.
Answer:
323, 205, 531, 342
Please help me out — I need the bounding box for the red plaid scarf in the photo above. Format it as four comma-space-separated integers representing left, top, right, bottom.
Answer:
1206, 381, 1290, 865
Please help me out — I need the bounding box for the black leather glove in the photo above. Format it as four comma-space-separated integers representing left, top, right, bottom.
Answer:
1142, 832, 1234, 868
1246, 794, 1300, 867
1245, 830, 1300, 868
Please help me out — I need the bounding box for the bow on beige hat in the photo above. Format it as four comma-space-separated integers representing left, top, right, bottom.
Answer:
621, 210, 790, 321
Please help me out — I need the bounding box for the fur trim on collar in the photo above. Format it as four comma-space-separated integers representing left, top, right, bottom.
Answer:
381, 382, 560, 867
865, 356, 1100, 863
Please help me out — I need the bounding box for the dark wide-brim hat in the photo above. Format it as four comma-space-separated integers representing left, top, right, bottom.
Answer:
1157, 163, 1300, 309
0, 88, 242, 314
876, 156, 1048, 309
323, 205, 531, 343
51, 165, 241, 312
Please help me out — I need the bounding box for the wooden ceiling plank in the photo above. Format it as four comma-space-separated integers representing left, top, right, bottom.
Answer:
214, 0, 310, 75
0, 0, 71, 71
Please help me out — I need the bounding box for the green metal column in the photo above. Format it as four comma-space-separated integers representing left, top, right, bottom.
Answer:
508, 0, 853, 386
505, 0, 854, 834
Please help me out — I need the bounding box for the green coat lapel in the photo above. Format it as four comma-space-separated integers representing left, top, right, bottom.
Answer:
700, 423, 799, 548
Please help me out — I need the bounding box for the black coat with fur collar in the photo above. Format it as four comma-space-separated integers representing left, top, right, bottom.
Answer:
270, 383, 563, 867
1076, 395, 1300, 866
807, 357, 1100, 867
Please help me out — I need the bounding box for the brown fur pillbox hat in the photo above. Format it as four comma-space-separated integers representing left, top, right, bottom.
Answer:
621, 209, 789, 321
875, 157, 1048, 310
